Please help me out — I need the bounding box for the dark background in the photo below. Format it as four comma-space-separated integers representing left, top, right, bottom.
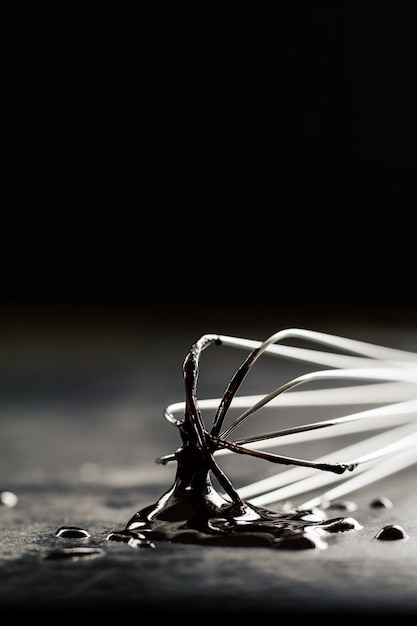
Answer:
2, 2, 416, 328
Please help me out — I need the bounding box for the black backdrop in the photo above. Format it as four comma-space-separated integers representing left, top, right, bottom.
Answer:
2, 2, 416, 326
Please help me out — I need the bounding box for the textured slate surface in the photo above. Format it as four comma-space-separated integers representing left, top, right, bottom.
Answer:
1, 317, 417, 617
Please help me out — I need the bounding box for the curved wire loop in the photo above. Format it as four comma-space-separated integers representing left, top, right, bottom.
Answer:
159, 328, 417, 506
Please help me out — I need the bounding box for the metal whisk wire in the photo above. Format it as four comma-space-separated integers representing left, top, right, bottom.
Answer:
162, 328, 417, 507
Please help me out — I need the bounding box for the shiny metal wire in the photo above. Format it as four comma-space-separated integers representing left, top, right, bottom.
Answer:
161, 328, 417, 508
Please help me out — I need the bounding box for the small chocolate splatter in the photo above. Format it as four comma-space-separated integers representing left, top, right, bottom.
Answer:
325, 500, 358, 512
106, 529, 156, 549
275, 530, 327, 550
370, 497, 393, 509
106, 529, 147, 543
55, 526, 91, 538
322, 517, 362, 533
127, 537, 156, 549
374, 525, 409, 541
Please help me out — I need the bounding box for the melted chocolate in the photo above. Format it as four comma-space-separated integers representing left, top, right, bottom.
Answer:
374, 524, 409, 540
124, 446, 362, 549
324, 500, 358, 512
122, 334, 365, 549
55, 526, 91, 538
125, 497, 362, 549
370, 496, 393, 509
106, 529, 156, 548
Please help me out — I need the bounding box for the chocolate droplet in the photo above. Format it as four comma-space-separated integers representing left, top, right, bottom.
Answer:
55, 526, 91, 538
374, 524, 409, 540
370, 497, 393, 509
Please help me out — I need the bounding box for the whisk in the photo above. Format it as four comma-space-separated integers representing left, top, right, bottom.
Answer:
161, 328, 417, 510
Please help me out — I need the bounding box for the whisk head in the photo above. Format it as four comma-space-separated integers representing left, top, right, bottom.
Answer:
161, 328, 417, 509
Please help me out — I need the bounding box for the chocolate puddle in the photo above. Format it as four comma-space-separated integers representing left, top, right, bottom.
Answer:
125, 462, 362, 548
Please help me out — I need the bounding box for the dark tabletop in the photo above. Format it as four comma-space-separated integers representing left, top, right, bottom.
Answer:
1, 311, 417, 618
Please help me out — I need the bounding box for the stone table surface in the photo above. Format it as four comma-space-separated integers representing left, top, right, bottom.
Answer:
1, 316, 417, 617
